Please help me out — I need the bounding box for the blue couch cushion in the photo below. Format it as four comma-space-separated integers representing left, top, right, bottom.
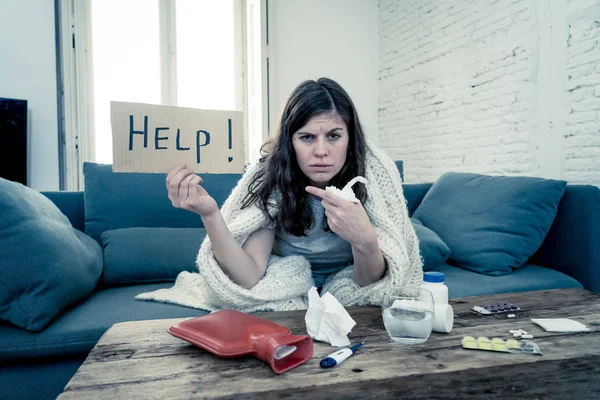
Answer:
412, 218, 451, 271
435, 263, 583, 299
0, 283, 206, 361
83, 162, 241, 242
0, 178, 103, 332
412, 172, 567, 276
101, 227, 206, 285
403, 183, 433, 217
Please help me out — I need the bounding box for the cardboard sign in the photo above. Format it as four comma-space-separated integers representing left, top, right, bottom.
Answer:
110, 101, 245, 173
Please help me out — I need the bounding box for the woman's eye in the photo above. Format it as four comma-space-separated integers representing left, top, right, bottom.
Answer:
327, 133, 341, 140
300, 135, 315, 141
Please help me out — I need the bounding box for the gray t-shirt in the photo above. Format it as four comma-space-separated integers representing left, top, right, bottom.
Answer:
272, 195, 353, 287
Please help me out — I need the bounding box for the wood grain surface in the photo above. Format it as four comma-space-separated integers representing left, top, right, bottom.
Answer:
58, 288, 600, 399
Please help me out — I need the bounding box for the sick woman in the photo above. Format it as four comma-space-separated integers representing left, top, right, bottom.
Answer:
140, 77, 422, 311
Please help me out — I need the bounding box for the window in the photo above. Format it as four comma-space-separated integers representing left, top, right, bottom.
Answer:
175, 0, 238, 111
58, 0, 267, 189
90, 0, 162, 164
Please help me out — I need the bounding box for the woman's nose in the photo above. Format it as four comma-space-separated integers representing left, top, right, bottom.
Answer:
314, 137, 328, 157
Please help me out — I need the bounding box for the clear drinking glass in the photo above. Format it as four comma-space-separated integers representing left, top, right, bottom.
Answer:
382, 287, 434, 344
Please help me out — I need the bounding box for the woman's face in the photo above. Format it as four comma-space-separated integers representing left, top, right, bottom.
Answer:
291, 112, 349, 188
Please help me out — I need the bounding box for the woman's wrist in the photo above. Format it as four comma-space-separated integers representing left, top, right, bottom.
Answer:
351, 229, 379, 254
199, 208, 222, 225
351, 227, 386, 287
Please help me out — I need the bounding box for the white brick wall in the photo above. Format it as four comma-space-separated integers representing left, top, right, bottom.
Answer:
564, 0, 600, 185
379, 0, 600, 185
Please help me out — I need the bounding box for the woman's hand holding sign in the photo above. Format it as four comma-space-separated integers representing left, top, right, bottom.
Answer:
167, 164, 218, 217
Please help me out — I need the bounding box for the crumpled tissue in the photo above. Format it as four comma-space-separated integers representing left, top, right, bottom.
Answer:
325, 176, 368, 203
304, 287, 356, 347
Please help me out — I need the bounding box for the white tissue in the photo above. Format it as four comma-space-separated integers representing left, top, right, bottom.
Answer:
304, 287, 356, 347
325, 176, 368, 203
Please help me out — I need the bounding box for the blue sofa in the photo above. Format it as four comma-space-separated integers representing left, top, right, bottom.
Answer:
1, 161, 599, 400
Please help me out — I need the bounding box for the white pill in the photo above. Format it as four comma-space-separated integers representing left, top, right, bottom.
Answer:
522, 334, 533, 339
507, 314, 516, 318
513, 332, 522, 337
509, 329, 519, 334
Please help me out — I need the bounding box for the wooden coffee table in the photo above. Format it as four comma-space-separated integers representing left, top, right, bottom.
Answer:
58, 288, 600, 399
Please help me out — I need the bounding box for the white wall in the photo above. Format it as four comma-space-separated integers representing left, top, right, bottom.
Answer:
270, 0, 380, 143
379, 0, 600, 185
564, 0, 600, 185
0, 0, 59, 190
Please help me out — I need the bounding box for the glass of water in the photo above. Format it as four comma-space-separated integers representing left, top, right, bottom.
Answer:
382, 287, 434, 344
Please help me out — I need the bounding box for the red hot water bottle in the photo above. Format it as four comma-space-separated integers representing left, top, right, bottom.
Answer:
168, 309, 313, 374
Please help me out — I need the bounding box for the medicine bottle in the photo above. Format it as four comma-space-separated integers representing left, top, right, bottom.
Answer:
421, 272, 448, 305
421, 272, 453, 333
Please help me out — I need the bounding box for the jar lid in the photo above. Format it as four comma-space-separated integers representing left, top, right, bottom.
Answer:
424, 271, 445, 283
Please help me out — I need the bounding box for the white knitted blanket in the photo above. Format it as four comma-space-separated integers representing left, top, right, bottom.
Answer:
136, 141, 423, 311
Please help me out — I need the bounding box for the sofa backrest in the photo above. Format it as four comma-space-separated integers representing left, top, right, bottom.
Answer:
42, 161, 406, 238
42, 166, 593, 246
403, 183, 433, 216
529, 184, 600, 292
44, 175, 425, 232
81, 163, 242, 242
42, 191, 86, 231
42, 162, 600, 292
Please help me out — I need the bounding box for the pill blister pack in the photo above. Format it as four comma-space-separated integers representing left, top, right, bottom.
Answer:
471, 301, 520, 315
461, 336, 543, 355
461, 336, 520, 352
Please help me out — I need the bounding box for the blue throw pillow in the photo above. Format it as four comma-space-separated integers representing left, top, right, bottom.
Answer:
101, 227, 206, 285
411, 219, 451, 271
412, 172, 567, 276
83, 162, 242, 242
0, 178, 103, 331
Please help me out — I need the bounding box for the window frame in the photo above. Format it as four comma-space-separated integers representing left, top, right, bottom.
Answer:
57, 0, 266, 189
57, 0, 95, 190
